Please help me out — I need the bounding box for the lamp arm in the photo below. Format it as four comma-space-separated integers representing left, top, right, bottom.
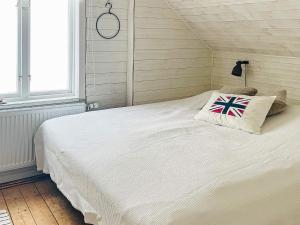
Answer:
239, 61, 249, 87
244, 64, 247, 87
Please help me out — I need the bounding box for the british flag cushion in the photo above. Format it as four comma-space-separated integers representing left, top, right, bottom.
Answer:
195, 92, 276, 134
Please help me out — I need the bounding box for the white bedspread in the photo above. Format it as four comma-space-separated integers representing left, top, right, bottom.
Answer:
35, 92, 300, 225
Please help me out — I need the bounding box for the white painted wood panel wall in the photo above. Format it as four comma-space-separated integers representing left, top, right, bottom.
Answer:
167, 0, 300, 57
212, 50, 300, 102
86, 0, 129, 109
167, 0, 300, 102
133, 0, 212, 104
86, 0, 300, 106
86, 0, 212, 107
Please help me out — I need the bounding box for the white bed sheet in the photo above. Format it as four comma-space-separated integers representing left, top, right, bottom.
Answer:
35, 92, 300, 225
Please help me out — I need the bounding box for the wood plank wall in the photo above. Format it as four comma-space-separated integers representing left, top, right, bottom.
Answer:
86, 0, 129, 109
167, 0, 300, 102
167, 0, 300, 57
133, 0, 212, 104
212, 50, 300, 103
86, 0, 212, 108
86, 0, 300, 106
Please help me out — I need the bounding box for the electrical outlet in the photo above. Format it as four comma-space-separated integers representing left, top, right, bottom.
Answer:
0, 99, 6, 105
87, 103, 100, 111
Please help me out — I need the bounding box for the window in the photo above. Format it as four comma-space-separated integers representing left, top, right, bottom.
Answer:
0, 1, 18, 96
0, 0, 81, 102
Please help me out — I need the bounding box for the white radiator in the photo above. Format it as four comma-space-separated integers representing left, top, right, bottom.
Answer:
0, 102, 86, 174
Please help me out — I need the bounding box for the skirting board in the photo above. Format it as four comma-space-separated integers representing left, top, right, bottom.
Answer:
0, 165, 42, 184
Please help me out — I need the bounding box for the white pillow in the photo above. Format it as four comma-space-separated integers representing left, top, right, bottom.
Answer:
195, 92, 276, 134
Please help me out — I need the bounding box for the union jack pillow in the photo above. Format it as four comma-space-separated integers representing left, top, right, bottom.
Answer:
195, 92, 276, 134
210, 95, 251, 118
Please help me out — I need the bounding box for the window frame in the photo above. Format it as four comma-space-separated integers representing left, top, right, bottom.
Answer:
3, 0, 84, 103
0, 0, 20, 99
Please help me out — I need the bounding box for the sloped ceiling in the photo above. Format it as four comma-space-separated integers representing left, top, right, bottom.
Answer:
166, 0, 300, 57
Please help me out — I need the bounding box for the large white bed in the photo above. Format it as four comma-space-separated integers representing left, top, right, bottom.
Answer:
35, 91, 300, 225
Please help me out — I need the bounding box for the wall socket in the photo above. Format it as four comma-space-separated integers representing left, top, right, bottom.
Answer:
87, 103, 100, 111
0, 99, 6, 105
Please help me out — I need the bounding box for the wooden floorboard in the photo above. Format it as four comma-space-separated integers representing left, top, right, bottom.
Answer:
35, 180, 86, 225
0, 190, 8, 211
0, 179, 89, 225
2, 186, 36, 225
19, 183, 58, 225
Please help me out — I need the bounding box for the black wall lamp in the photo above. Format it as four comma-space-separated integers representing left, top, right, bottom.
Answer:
232, 61, 249, 87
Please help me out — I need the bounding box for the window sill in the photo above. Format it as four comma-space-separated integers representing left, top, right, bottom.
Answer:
0, 97, 86, 111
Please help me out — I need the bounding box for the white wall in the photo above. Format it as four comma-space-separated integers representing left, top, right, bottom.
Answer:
212, 50, 300, 103
86, 0, 212, 108
167, 0, 300, 102
167, 0, 300, 57
86, 0, 300, 106
86, 0, 129, 108
133, 0, 212, 104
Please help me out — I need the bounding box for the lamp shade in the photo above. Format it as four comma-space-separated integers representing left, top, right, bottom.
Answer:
232, 62, 243, 77
231, 61, 249, 77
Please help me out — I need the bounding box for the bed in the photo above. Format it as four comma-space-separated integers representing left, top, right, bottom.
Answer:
34, 91, 300, 225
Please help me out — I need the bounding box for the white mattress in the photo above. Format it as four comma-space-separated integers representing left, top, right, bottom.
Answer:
34, 91, 300, 225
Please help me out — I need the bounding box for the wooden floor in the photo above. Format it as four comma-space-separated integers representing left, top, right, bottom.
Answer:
0, 179, 89, 225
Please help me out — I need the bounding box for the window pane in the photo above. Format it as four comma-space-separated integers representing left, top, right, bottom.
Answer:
30, 0, 70, 93
0, 0, 18, 95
